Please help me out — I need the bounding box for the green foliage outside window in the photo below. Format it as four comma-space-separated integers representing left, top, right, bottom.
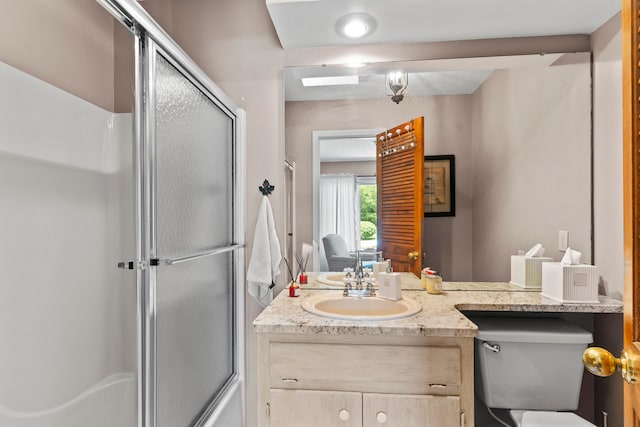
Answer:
360, 185, 377, 225
360, 221, 377, 240
359, 184, 377, 241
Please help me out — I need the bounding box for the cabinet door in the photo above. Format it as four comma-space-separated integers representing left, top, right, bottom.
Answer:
270, 389, 362, 427
363, 393, 460, 427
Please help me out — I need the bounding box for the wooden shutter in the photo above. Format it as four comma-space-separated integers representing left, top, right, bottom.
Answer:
376, 117, 424, 276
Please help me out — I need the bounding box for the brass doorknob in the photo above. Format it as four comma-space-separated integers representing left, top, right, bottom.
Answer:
582, 347, 640, 383
408, 251, 419, 261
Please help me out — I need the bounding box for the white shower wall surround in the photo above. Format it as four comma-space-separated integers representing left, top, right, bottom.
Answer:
0, 61, 128, 174
0, 60, 136, 426
0, 374, 135, 426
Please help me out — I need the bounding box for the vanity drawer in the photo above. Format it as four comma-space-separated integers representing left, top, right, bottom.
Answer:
269, 342, 461, 395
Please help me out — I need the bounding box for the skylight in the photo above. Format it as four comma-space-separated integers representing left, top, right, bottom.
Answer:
301, 75, 359, 87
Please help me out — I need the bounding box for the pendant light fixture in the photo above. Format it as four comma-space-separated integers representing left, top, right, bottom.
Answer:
386, 71, 409, 104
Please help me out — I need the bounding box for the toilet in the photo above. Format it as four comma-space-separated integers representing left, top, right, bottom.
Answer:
471, 316, 595, 427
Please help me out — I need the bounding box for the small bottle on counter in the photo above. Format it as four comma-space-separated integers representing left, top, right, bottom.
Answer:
425, 269, 443, 295
298, 272, 308, 284
288, 281, 300, 297
421, 267, 434, 290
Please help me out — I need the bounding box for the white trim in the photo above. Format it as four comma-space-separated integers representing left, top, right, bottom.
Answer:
235, 109, 247, 427
312, 128, 383, 271
284, 160, 297, 265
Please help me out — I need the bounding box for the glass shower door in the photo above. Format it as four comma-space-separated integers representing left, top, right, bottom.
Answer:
143, 43, 242, 427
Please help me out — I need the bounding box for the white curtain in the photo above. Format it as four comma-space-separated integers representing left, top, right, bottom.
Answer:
319, 174, 360, 252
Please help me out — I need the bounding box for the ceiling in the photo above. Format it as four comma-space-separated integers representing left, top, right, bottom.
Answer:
284, 53, 564, 101
266, 0, 620, 49
270, 0, 620, 102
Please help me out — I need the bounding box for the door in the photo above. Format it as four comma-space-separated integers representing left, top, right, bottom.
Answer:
146, 45, 243, 427
376, 117, 424, 276
363, 393, 460, 427
582, 2, 640, 424
623, 0, 640, 422
270, 389, 362, 427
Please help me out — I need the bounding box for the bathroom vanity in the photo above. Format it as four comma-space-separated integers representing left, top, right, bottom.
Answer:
253, 277, 622, 427
257, 332, 471, 427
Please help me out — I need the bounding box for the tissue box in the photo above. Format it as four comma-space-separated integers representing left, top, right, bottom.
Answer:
510, 255, 553, 289
377, 272, 402, 300
541, 262, 599, 303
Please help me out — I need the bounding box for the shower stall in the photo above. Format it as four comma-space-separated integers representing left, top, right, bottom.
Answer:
0, 1, 245, 426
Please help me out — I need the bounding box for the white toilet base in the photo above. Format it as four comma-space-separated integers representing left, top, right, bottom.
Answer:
510, 410, 596, 427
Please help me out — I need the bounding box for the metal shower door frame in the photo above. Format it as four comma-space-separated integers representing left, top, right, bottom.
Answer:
97, 1, 246, 426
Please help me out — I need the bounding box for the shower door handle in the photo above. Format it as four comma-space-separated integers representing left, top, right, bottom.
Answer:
158, 244, 244, 266
117, 260, 148, 270
119, 245, 244, 270
118, 261, 134, 270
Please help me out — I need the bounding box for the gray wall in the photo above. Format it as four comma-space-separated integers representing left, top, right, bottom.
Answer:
592, 12, 624, 427
593, 13, 624, 301
0, 0, 115, 111
470, 53, 592, 281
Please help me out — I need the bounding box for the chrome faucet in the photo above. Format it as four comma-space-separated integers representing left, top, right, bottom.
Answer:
343, 250, 375, 297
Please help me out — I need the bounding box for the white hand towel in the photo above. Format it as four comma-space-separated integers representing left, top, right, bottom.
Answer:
247, 196, 282, 307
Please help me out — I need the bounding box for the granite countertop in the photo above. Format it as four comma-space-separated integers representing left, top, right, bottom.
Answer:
253, 276, 623, 338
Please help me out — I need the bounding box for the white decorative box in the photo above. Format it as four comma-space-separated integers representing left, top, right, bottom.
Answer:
541, 262, 599, 303
510, 255, 553, 289
377, 272, 402, 301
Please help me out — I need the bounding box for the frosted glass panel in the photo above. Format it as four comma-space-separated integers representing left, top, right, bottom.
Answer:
156, 254, 234, 427
155, 54, 233, 258
152, 51, 236, 427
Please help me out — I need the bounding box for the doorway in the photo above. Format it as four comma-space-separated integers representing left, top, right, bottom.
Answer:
312, 129, 383, 271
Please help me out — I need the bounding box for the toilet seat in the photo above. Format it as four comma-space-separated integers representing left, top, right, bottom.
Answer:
511, 410, 595, 427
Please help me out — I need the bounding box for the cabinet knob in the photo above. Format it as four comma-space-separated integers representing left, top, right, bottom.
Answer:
376, 411, 387, 423
339, 409, 350, 421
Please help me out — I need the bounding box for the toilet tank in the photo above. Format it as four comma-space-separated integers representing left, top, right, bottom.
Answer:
471, 317, 593, 411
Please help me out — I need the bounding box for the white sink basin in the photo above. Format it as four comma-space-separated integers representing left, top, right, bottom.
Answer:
301, 292, 422, 321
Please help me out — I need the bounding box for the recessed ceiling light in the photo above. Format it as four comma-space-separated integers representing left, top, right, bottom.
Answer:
344, 61, 367, 68
344, 20, 367, 38
301, 75, 359, 87
335, 13, 377, 39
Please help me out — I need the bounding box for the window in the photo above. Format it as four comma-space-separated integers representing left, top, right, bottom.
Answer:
357, 176, 377, 250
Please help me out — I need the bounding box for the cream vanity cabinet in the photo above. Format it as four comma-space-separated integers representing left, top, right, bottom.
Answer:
257, 334, 474, 427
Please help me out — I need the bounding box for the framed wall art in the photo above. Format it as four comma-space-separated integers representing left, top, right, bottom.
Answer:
424, 155, 455, 217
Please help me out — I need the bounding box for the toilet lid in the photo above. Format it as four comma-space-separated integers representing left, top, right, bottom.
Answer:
521, 411, 595, 427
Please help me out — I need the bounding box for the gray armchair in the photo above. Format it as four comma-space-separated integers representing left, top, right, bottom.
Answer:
322, 234, 377, 272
